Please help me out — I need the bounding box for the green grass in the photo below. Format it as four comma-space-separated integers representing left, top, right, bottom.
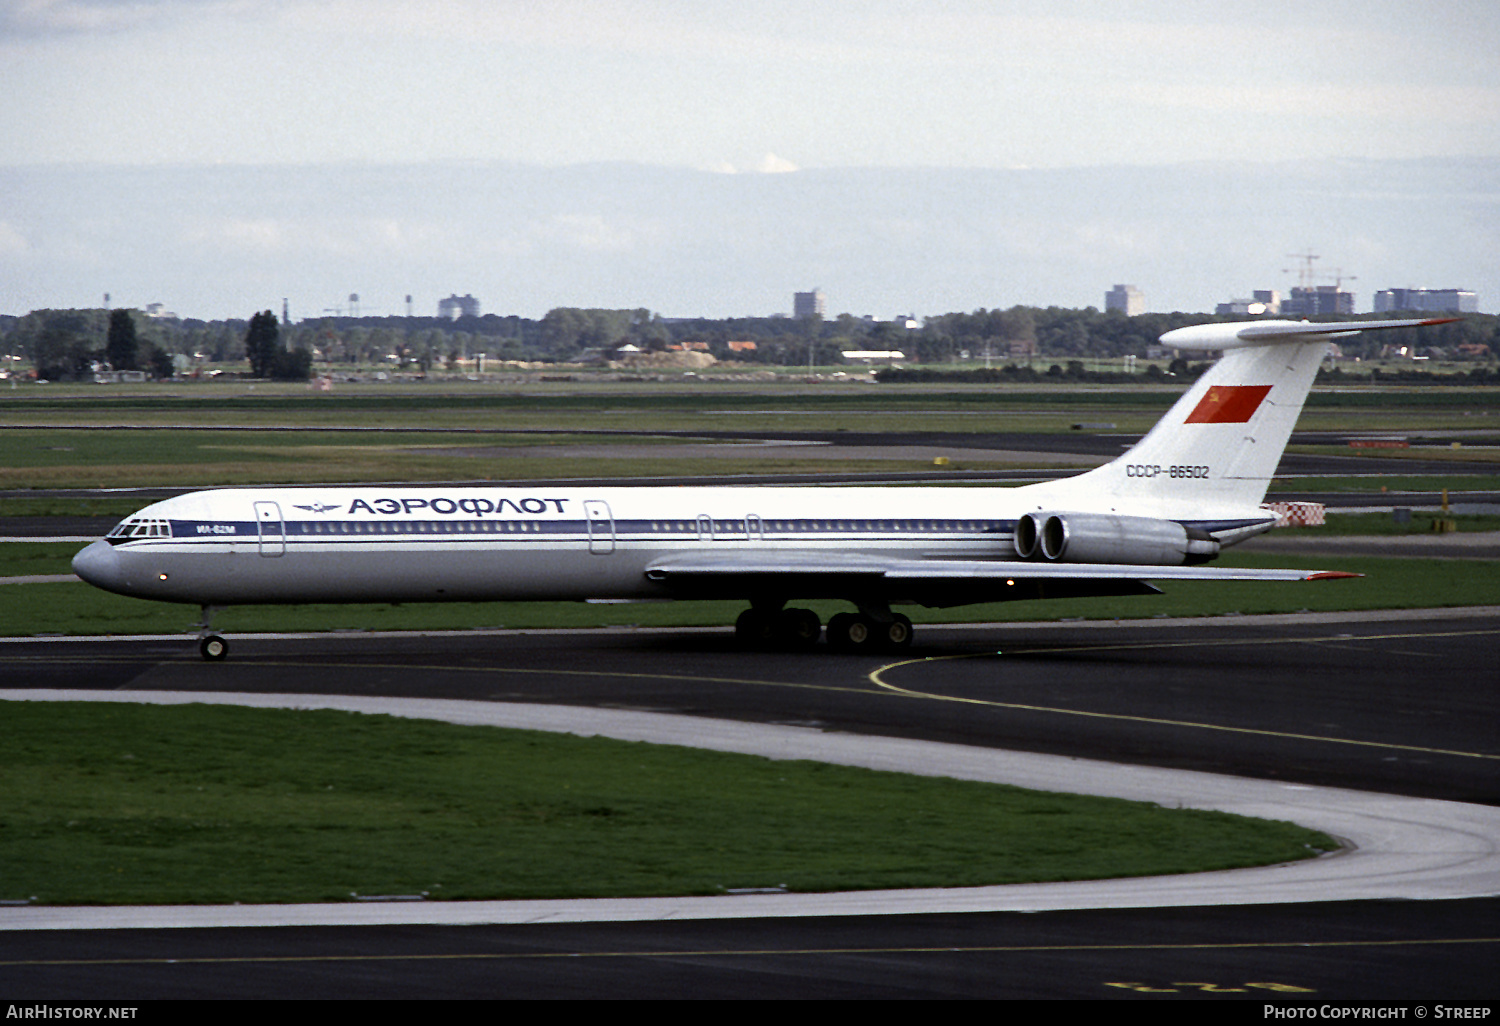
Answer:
1288, 444, 1500, 466
1269, 475, 1500, 493
0, 496, 148, 520
4, 378, 1497, 435
2, 377, 1497, 490
0, 542, 84, 577
0, 427, 1038, 489
0, 702, 1336, 905
1319, 512, 1500, 535
0, 429, 615, 469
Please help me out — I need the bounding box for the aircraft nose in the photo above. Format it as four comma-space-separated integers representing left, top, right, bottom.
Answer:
72, 540, 128, 595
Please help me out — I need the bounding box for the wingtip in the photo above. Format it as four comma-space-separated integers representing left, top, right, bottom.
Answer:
1306, 571, 1363, 581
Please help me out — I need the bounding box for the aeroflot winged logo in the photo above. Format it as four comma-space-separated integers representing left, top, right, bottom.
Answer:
1184, 385, 1274, 424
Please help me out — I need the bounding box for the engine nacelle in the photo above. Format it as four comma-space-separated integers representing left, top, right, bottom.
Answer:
1013, 512, 1220, 566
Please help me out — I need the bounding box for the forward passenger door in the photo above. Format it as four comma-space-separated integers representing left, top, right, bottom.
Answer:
254, 501, 284, 557
584, 500, 614, 554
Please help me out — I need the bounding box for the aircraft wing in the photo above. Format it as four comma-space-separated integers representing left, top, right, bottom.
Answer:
643, 551, 1356, 606
887, 560, 1352, 582
647, 552, 1349, 581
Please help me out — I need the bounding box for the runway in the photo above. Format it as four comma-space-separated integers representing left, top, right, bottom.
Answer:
1, 610, 1497, 997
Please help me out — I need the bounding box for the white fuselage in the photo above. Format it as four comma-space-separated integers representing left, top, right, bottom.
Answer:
70, 479, 1272, 608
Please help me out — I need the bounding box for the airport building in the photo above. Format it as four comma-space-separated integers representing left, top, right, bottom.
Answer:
1373, 288, 1478, 314
1105, 284, 1144, 316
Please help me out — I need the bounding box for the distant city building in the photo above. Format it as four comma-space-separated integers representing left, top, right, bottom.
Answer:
1216, 299, 1259, 316
1373, 288, 1477, 314
1281, 286, 1354, 317
143, 302, 178, 319
1216, 290, 1280, 316
793, 289, 825, 319
1105, 284, 1144, 316
438, 294, 481, 319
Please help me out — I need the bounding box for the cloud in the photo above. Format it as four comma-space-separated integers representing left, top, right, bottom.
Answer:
185, 217, 287, 254
273, 0, 880, 65
0, 220, 31, 256
529, 214, 647, 254
180, 215, 445, 259
2, 2, 1494, 170
0, 0, 223, 36
705, 153, 800, 175
1125, 80, 1500, 126
753, 153, 799, 174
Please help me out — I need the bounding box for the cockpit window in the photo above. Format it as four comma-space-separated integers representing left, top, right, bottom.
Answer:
105, 518, 172, 544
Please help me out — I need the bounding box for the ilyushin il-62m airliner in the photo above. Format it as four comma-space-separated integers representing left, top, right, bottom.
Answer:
73, 318, 1453, 660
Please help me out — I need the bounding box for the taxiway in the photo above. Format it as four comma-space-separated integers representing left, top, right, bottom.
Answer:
1, 610, 1496, 997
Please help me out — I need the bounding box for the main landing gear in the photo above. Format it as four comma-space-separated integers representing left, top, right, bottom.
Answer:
735, 606, 823, 650
826, 610, 913, 652
734, 602, 914, 652
195, 605, 228, 661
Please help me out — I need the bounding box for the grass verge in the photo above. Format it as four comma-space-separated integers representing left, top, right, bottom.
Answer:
1268, 475, 1500, 494
0, 702, 1336, 905
1317, 512, 1500, 535
0, 424, 1029, 488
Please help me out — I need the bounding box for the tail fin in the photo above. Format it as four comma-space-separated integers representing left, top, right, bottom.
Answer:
1047, 318, 1456, 516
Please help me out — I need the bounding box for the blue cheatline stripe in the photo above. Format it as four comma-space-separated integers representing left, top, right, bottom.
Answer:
148, 518, 1023, 541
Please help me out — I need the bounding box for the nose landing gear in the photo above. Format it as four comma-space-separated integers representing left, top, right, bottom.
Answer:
195, 605, 228, 661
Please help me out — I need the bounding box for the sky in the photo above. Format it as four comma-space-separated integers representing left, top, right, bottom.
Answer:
2, 0, 1498, 320
3, 0, 1497, 170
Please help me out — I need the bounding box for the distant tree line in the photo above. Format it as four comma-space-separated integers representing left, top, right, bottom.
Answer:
1, 308, 312, 381
2, 305, 1496, 380
244, 311, 312, 380
2, 309, 176, 381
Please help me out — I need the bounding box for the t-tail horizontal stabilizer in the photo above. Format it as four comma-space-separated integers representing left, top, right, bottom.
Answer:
1160, 317, 1459, 350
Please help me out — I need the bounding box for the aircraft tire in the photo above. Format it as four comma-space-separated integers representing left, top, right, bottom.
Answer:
827, 612, 875, 651
199, 635, 229, 661
884, 614, 914, 650
777, 608, 822, 648
734, 609, 777, 647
